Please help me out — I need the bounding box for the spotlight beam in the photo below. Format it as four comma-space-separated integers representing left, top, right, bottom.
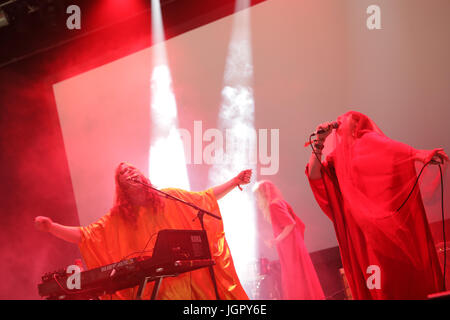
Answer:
148, 0, 190, 190
208, 0, 257, 297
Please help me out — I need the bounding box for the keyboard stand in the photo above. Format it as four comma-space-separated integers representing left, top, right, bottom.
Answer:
150, 278, 163, 300
135, 275, 175, 300
135, 276, 151, 300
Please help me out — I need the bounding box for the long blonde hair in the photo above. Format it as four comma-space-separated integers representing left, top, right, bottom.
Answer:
253, 180, 284, 223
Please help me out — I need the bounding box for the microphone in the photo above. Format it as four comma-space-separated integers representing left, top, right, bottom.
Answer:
304, 121, 340, 147
127, 174, 140, 181
315, 121, 339, 135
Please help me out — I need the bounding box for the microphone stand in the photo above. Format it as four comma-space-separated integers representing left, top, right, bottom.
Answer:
131, 179, 222, 300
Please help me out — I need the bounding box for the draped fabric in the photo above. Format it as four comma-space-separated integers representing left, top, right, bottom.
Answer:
78, 188, 248, 300
306, 111, 443, 299
269, 199, 325, 300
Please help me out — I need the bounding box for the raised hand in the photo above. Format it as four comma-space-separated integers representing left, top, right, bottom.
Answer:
419, 148, 450, 164
431, 148, 449, 164
315, 122, 335, 141
35, 216, 53, 233
235, 169, 253, 186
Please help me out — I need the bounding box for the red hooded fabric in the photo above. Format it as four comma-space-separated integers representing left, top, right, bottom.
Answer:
306, 111, 444, 299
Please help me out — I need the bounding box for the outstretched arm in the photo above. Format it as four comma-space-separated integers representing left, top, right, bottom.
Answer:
35, 216, 81, 244
212, 169, 252, 201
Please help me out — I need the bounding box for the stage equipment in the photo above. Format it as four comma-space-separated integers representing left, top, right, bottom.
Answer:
38, 229, 215, 300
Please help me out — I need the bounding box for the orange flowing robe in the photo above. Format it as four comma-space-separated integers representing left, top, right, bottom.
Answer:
78, 188, 249, 300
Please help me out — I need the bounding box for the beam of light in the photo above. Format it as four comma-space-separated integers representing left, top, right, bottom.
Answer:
208, 0, 258, 298
148, 0, 190, 190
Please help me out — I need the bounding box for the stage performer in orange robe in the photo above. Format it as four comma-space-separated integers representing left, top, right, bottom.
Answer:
306, 111, 448, 299
35, 162, 252, 300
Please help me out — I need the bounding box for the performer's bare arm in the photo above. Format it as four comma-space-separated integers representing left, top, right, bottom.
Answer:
307, 122, 334, 179
265, 224, 295, 248
35, 216, 81, 244
212, 169, 252, 200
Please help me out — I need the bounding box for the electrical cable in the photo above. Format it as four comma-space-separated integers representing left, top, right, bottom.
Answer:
438, 163, 446, 291
309, 134, 446, 291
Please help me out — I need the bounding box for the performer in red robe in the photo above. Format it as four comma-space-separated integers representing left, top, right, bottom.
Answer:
306, 111, 448, 299
253, 180, 325, 300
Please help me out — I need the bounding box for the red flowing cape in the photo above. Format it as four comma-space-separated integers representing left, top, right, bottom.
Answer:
306, 111, 443, 299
